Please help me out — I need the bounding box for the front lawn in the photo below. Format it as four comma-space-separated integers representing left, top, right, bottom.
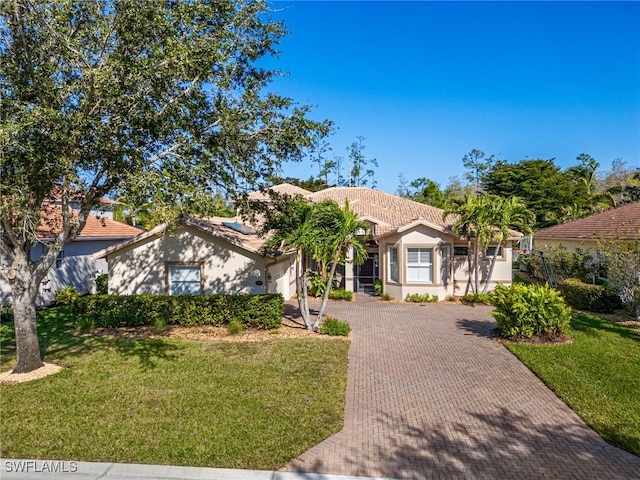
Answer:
0, 307, 349, 469
506, 312, 640, 456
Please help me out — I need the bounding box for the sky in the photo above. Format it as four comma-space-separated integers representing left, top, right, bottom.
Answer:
262, 1, 640, 195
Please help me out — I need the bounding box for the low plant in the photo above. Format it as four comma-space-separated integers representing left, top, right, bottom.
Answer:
320, 317, 351, 336
329, 289, 353, 301
75, 315, 95, 333
96, 274, 108, 295
55, 286, 82, 305
227, 319, 246, 335
373, 279, 383, 296
405, 293, 438, 303
460, 292, 493, 305
444, 295, 456, 302
379, 293, 394, 301
152, 316, 169, 333
490, 283, 572, 339
560, 278, 621, 313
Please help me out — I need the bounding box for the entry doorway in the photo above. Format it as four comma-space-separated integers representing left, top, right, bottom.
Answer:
355, 252, 378, 293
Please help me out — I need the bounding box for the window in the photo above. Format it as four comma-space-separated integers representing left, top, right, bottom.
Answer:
168, 264, 202, 295
55, 250, 65, 269
453, 246, 468, 257
388, 247, 399, 283
485, 246, 503, 258
406, 248, 433, 283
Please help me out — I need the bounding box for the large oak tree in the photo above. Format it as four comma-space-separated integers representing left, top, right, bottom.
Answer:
0, 0, 330, 373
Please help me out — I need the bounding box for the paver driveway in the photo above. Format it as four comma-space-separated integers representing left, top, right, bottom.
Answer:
283, 296, 640, 479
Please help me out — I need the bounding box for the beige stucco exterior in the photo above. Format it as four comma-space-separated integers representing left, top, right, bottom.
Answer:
377, 224, 514, 299
106, 225, 293, 297
533, 237, 598, 255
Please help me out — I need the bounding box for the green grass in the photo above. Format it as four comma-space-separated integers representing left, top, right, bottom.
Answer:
506, 312, 640, 456
0, 307, 349, 469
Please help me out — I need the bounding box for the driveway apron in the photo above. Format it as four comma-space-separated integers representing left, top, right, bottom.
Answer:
283, 297, 640, 479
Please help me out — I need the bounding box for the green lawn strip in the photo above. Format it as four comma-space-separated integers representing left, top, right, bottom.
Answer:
0, 307, 349, 469
505, 312, 640, 456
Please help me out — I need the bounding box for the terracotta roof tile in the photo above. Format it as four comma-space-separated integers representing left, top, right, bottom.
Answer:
248, 183, 312, 201
37, 207, 142, 239
534, 202, 640, 240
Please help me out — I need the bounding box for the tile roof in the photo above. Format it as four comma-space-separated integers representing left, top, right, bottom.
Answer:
247, 183, 312, 201
37, 206, 142, 239
534, 202, 640, 240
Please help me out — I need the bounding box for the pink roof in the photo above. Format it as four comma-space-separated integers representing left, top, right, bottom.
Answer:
37, 206, 142, 239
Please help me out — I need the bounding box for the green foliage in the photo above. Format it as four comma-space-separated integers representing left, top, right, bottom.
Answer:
320, 318, 351, 336
406, 177, 447, 208
379, 293, 394, 301
490, 284, 572, 339
373, 279, 383, 296
55, 286, 82, 305
346, 136, 377, 187
74, 315, 95, 333
460, 292, 493, 304
597, 240, 640, 319
95, 274, 108, 295
72, 294, 284, 330
560, 278, 621, 313
227, 319, 246, 335
482, 159, 590, 228
307, 271, 329, 297
0, 303, 13, 323
405, 293, 439, 303
328, 289, 353, 301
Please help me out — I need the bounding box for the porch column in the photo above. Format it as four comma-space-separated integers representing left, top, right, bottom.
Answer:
344, 246, 354, 291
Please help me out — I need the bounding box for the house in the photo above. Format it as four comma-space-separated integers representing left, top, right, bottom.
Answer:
0, 209, 142, 305
98, 186, 519, 299
93, 215, 297, 298
533, 202, 640, 254
308, 187, 519, 298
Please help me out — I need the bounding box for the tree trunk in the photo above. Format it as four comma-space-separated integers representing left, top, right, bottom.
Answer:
474, 240, 480, 294
482, 240, 503, 294
314, 246, 343, 331
294, 251, 312, 329
466, 239, 474, 295
10, 267, 44, 374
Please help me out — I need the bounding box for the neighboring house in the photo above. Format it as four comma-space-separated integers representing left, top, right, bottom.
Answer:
98, 186, 520, 300
533, 202, 640, 254
0, 210, 142, 305
93, 215, 297, 298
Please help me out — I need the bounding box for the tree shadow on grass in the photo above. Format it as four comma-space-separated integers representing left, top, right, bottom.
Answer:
571, 312, 640, 343
289, 408, 640, 479
1, 306, 181, 372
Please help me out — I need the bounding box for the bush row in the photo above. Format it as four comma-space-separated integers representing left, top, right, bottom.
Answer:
560, 278, 621, 313
405, 293, 438, 303
490, 283, 572, 339
71, 294, 283, 330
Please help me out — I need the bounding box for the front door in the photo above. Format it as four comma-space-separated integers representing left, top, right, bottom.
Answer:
355, 252, 378, 293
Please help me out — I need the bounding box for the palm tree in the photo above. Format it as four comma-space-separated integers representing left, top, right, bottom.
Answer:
263, 198, 369, 331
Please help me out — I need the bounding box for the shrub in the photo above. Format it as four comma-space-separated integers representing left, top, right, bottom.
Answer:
560, 278, 621, 313
373, 279, 383, 296
490, 283, 572, 339
320, 317, 350, 336
460, 292, 493, 305
405, 293, 438, 303
75, 316, 95, 333
56, 286, 82, 305
379, 293, 394, 301
96, 274, 108, 295
227, 319, 246, 335
72, 294, 283, 330
307, 271, 327, 298
152, 316, 169, 333
329, 289, 353, 301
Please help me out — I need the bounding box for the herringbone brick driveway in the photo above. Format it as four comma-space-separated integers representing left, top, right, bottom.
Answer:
282, 296, 640, 479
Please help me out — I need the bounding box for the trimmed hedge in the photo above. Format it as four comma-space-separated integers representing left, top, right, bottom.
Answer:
71, 294, 283, 330
490, 283, 572, 339
560, 278, 621, 313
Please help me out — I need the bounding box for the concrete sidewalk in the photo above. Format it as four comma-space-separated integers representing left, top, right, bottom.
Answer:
0, 459, 396, 480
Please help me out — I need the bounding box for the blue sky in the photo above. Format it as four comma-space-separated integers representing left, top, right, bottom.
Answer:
263, 1, 640, 194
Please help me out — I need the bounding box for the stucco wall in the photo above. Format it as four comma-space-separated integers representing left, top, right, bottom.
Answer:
266, 255, 296, 299
107, 225, 268, 296
533, 238, 598, 255
379, 224, 514, 299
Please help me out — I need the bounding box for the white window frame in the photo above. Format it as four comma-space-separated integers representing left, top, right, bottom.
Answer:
167, 263, 203, 295
406, 247, 433, 284
388, 247, 399, 283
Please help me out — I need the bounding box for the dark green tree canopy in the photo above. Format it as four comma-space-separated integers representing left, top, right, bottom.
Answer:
0, 0, 330, 373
